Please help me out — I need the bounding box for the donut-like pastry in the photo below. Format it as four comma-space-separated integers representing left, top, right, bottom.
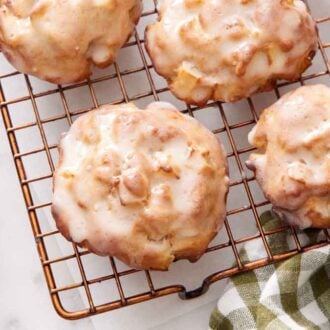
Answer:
145, 0, 317, 105
0, 0, 142, 84
52, 102, 229, 270
247, 85, 330, 228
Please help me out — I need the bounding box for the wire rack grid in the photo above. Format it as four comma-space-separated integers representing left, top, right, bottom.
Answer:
0, 0, 329, 320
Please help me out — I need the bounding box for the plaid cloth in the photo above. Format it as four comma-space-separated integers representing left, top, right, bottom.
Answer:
209, 212, 330, 330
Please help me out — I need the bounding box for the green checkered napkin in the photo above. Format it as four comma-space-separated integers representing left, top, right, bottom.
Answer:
209, 211, 330, 330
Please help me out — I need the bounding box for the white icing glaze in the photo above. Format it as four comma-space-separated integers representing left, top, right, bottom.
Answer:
0, 0, 142, 83
248, 84, 330, 228
146, 0, 317, 105
52, 102, 229, 269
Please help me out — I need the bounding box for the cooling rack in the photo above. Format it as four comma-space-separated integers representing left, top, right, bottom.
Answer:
0, 0, 329, 320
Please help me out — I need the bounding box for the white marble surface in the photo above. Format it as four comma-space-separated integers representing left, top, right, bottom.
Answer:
0, 1, 329, 329
0, 102, 228, 329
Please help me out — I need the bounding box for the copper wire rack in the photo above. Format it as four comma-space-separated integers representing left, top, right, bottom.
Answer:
0, 0, 329, 320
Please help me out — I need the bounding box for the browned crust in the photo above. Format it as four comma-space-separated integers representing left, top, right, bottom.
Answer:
51, 104, 229, 270
146, 35, 316, 107
144, 1, 318, 106
0, 1, 143, 84
247, 84, 330, 229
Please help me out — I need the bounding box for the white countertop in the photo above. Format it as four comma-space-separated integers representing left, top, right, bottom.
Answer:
0, 1, 329, 329
0, 110, 228, 330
